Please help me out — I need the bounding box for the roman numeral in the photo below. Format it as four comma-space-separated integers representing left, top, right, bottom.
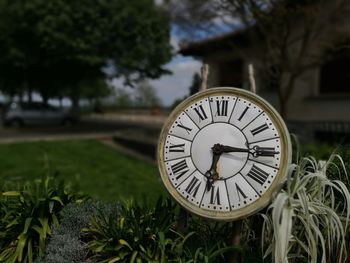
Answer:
250, 123, 269, 136
170, 159, 189, 180
210, 186, 221, 205
235, 183, 247, 202
169, 143, 185, 152
215, 100, 228, 116
194, 105, 208, 121
185, 177, 201, 198
177, 122, 192, 134
238, 106, 249, 121
247, 165, 269, 185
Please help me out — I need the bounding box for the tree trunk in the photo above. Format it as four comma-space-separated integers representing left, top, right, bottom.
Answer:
42, 94, 49, 106
58, 96, 63, 108
19, 93, 24, 103
277, 76, 288, 119
229, 220, 242, 263
70, 96, 80, 113
280, 73, 298, 119
279, 95, 288, 119
176, 208, 189, 234
28, 89, 33, 103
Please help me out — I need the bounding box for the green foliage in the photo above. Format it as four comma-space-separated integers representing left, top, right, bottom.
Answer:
79, 78, 112, 103
0, 0, 172, 101
85, 198, 177, 262
0, 177, 82, 263
181, 218, 237, 262
1, 140, 348, 262
114, 88, 134, 108
261, 154, 350, 263
134, 82, 162, 108
32, 198, 238, 262
84, 199, 235, 262
113, 82, 163, 108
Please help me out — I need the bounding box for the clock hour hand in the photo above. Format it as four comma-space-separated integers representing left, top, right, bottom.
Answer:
204, 145, 222, 191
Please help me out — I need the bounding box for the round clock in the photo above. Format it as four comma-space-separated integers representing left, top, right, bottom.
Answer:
157, 87, 291, 221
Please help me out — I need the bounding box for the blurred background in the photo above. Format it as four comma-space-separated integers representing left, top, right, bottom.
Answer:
0, 0, 349, 202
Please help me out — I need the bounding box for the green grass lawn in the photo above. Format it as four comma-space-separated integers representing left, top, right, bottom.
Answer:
0, 139, 166, 203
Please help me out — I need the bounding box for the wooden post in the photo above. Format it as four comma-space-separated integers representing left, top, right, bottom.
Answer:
176, 207, 189, 234
230, 220, 243, 263
229, 63, 257, 263
200, 64, 209, 92
248, 63, 256, 93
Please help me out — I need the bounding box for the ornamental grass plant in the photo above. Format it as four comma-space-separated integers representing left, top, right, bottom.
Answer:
261, 153, 350, 263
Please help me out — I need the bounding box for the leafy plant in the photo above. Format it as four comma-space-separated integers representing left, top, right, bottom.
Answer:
85, 198, 177, 262
0, 176, 82, 263
84, 198, 236, 262
261, 154, 350, 263
179, 218, 237, 262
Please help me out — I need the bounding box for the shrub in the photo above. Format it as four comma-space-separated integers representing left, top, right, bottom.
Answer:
35, 201, 99, 263
0, 176, 82, 263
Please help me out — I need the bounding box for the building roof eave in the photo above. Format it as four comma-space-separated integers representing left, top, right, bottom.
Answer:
179, 28, 250, 57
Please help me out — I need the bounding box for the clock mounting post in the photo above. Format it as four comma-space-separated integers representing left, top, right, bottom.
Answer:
157, 63, 292, 262
229, 63, 257, 263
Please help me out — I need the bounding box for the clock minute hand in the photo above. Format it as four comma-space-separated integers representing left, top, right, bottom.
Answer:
221, 145, 250, 154
251, 146, 280, 157
219, 144, 280, 157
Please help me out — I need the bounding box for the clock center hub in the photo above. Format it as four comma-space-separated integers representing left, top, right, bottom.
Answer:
191, 123, 248, 179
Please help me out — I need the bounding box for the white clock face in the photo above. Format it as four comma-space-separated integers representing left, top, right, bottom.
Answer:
158, 88, 291, 220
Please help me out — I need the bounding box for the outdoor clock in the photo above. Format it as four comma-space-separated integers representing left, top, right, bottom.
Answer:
157, 87, 291, 221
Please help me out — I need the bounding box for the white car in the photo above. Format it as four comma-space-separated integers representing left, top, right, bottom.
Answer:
2, 102, 78, 127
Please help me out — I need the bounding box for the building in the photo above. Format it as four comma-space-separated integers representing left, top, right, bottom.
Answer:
179, 2, 350, 143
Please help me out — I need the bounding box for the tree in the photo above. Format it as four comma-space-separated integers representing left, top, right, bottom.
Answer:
167, 0, 348, 117
134, 82, 162, 108
0, 0, 172, 106
79, 77, 112, 112
114, 88, 134, 108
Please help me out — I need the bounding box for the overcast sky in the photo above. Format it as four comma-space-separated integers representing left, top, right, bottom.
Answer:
152, 26, 202, 106
148, 55, 202, 106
